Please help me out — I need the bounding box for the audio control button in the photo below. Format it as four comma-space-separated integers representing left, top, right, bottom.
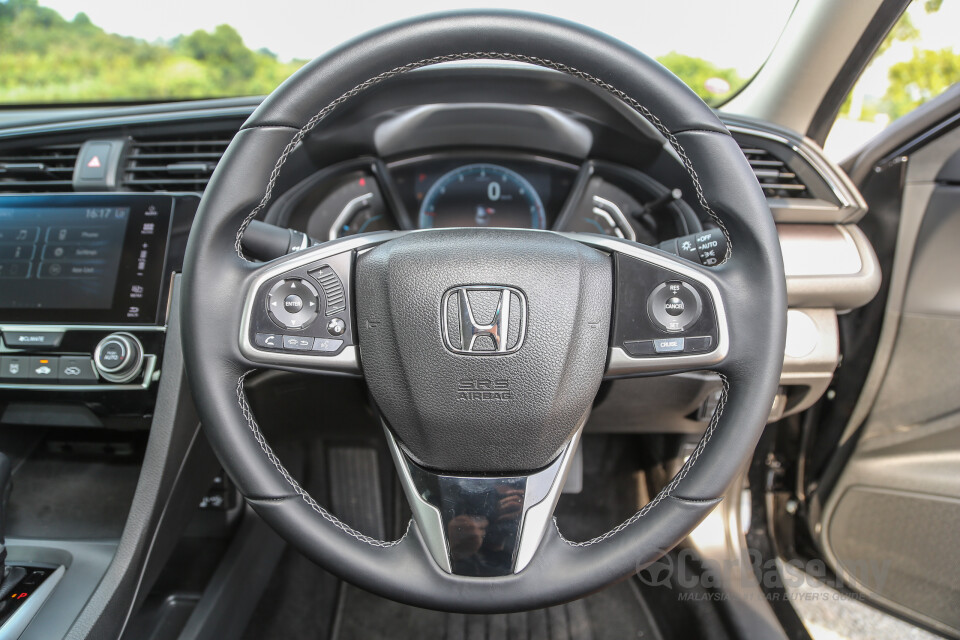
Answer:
267, 278, 319, 330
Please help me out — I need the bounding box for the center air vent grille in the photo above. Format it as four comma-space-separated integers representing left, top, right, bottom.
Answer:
122, 134, 234, 192
0, 143, 80, 193
738, 145, 811, 199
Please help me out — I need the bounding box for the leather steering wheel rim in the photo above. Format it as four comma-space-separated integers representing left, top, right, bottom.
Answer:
181, 10, 786, 612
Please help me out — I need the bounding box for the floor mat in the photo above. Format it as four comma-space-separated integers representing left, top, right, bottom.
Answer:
331, 579, 662, 640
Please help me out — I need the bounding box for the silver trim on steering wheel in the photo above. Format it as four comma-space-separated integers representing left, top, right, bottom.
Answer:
385, 418, 585, 575
237, 232, 404, 374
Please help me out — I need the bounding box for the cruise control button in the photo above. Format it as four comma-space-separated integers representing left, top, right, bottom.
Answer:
313, 338, 344, 353
653, 337, 685, 353
684, 336, 713, 353
282, 335, 314, 351
58, 357, 98, 382
2, 331, 64, 349
254, 333, 281, 349
664, 297, 685, 316
647, 280, 702, 333
0, 356, 29, 380
29, 356, 58, 380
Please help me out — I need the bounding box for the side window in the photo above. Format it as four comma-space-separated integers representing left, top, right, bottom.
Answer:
825, 0, 960, 161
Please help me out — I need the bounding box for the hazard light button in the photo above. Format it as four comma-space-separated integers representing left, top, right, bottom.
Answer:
74, 139, 127, 189
78, 142, 111, 180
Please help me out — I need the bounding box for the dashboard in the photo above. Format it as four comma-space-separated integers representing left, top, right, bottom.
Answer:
0, 63, 880, 434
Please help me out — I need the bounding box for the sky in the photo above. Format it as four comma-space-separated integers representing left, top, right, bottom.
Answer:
40, 0, 797, 74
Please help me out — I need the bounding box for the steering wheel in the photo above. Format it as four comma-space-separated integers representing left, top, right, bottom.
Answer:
181, 10, 786, 612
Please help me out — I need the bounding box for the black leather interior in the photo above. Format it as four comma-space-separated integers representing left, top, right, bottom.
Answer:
180, 10, 786, 612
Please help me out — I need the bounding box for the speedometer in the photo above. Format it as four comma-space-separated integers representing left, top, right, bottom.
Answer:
418, 163, 546, 230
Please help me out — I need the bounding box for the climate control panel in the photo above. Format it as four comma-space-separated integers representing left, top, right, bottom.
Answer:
0, 326, 160, 390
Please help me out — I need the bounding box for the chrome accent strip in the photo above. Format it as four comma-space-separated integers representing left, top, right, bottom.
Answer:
591, 195, 637, 241
238, 232, 405, 374
563, 234, 730, 376
0, 324, 165, 332
725, 124, 867, 224
383, 426, 452, 573
0, 354, 157, 391
440, 285, 526, 355
384, 421, 584, 575
513, 425, 583, 573
0, 565, 65, 640
328, 192, 375, 241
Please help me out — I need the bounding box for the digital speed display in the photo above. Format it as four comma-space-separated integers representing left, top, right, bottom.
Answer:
418, 163, 546, 230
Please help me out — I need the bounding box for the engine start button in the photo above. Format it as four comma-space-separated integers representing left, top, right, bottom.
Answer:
647, 280, 702, 332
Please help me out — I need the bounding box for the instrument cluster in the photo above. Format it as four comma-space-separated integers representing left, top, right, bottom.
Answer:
284, 153, 704, 247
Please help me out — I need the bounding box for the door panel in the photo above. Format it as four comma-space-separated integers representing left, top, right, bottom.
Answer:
819, 124, 960, 638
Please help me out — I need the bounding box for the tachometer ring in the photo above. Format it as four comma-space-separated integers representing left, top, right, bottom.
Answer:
418, 163, 546, 230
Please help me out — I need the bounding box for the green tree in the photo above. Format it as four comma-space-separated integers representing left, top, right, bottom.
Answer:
656, 52, 743, 104
0, 1, 306, 102
839, 0, 956, 121
883, 48, 960, 118
175, 25, 258, 86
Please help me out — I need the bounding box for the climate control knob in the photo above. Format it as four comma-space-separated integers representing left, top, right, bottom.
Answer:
94, 333, 144, 383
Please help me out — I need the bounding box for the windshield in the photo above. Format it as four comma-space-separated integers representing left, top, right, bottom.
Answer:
0, 0, 795, 106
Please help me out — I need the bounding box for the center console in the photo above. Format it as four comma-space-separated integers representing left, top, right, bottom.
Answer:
0, 192, 205, 640
0, 193, 197, 428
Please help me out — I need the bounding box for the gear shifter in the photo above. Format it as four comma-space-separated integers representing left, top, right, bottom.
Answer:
0, 453, 25, 601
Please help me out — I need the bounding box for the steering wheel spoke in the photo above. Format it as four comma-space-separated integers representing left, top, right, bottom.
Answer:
384, 418, 584, 577
566, 234, 731, 378
236, 231, 404, 376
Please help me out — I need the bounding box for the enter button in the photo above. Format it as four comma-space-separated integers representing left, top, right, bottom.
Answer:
653, 337, 684, 353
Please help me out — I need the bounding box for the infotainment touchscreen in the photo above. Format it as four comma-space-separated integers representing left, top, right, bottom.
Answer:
0, 194, 178, 324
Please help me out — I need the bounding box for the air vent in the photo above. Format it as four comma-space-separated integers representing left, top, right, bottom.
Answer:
122, 133, 233, 192
0, 143, 80, 193
738, 145, 811, 199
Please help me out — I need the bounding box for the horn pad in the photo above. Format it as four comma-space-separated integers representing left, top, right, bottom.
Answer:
356, 229, 612, 473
